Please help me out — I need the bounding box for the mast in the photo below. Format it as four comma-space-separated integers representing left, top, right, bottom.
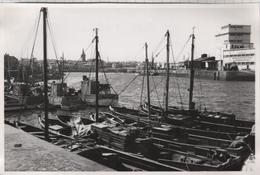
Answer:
61, 52, 64, 86
41, 7, 49, 140
7, 56, 11, 83
31, 58, 34, 84
145, 43, 151, 123
189, 28, 195, 110
94, 28, 99, 120
165, 30, 170, 114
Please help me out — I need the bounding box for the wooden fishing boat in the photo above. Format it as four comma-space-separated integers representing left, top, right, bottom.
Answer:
144, 102, 254, 129
56, 111, 125, 128
136, 138, 243, 171
150, 127, 253, 159
110, 106, 247, 140
126, 104, 252, 135
38, 115, 93, 138
87, 118, 245, 171
38, 116, 73, 138
137, 29, 254, 135
78, 146, 183, 171
56, 113, 95, 126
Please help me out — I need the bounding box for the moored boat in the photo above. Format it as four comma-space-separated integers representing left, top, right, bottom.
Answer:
38, 115, 92, 138
143, 102, 254, 129
79, 76, 119, 107
109, 106, 249, 140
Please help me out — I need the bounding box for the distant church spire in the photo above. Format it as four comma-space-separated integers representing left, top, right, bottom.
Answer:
81, 48, 86, 62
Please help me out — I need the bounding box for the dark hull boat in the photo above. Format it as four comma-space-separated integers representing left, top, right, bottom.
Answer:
143, 101, 254, 129
88, 121, 244, 171
110, 106, 248, 140
38, 116, 73, 138
151, 127, 254, 159
110, 107, 255, 159
136, 138, 243, 171
38, 116, 93, 138
140, 104, 253, 135
78, 146, 183, 171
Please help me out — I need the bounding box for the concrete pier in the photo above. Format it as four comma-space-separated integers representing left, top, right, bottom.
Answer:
5, 124, 113, 171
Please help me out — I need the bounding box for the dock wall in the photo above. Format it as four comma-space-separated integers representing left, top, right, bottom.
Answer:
166, 70, 255, 81
5, 124, 112, 171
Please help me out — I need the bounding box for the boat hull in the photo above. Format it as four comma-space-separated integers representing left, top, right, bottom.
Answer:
81, 94, 119, 107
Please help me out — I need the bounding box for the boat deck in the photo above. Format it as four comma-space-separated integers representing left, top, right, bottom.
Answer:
4, 124, 113, 171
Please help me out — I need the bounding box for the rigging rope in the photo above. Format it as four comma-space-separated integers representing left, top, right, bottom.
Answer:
99, 53, 118, 95
153, 45, 166, 60
47, 17, 63, 80
47, 15, 59, 60
140, 66, 145, 106
152, 34, 167, 59
170, 37, 184, 109
176, 35, 192, 61
29, 11, 42, 67
17, 11, 41, 82
197, 70, 204, 111
87, 42, 95, 80
143, 76, 166, 102
151, 76, 163, 109
117, 74, 140, 96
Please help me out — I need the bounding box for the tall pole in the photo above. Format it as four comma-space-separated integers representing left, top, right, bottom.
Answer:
61, 52, 64, 86
7, 57, 11, 83
41, 7, 49, 140
145, 43, 151, 124
31, 58, 34, 84
189, 28, 195, 110
165, 30, 170, 114
95, 28, 99, 120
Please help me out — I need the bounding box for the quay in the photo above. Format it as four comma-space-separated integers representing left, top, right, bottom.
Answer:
5, 124, 113, 171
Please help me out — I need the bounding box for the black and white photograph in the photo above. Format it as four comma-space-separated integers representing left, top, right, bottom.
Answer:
1, 0, 258, 172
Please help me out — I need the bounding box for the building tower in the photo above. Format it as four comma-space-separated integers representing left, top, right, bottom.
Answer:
215, 24, 255, 71
81, 48, 86, 62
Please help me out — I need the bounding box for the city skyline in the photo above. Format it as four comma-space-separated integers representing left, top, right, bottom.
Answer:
1, 4, 259, 63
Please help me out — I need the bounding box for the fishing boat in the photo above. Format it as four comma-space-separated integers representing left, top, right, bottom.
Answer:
38, 115, 92, 138
78, 145, 183, 171
48, 80, 84, 111
139, 30, 254, 129
142, 102, 254, 129
141, 104, 252, 134
86, 117, 245, 171
56, 113, 95, 126
136, 138, 243, 171
110, 107, 252, 153
109, 106, 249, 140
5, 82, 44, 111
79, 75, 119, 107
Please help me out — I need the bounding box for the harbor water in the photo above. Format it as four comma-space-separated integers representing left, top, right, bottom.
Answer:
5, 72, 255, 126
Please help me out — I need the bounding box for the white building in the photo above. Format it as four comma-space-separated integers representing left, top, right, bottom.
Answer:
215, 24, 255, 71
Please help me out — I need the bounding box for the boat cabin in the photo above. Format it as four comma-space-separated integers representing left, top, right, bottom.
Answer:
50, 81, 67, 97
80, 76, 112, 96
10, 82, 30, 97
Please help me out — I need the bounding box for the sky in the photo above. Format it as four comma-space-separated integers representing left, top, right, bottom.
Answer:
1, 3, 259, 63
